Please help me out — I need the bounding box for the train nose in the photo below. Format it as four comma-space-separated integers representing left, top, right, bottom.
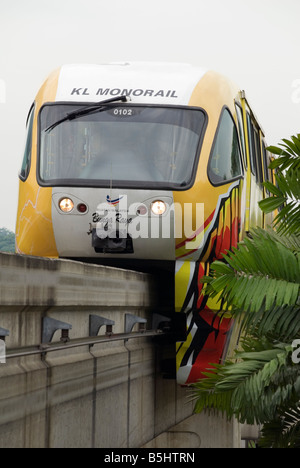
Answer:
51, 190, 175, 260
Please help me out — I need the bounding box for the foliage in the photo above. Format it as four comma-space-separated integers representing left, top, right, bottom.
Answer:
203, 229, 300, 339
259, 405, 300, 448
192, 135, 300, 448
192, 228, 300, 427
0, 228, 15, 252
193, 338, 298, 426
259, 134, 300, 236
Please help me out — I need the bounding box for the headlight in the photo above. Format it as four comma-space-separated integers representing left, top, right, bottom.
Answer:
59, 198, 74, 213
151, 200, 166, 216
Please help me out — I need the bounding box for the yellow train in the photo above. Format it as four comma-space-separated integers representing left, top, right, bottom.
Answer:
16, 63, 274, 385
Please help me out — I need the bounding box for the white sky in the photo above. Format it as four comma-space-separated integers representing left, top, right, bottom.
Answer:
0, 0, 299, 231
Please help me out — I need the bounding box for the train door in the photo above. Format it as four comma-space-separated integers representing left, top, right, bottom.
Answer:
235, 102, 248, 237
240, 94, 265, 230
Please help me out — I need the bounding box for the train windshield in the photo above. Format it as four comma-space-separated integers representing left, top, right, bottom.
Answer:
38, 103, 206, 189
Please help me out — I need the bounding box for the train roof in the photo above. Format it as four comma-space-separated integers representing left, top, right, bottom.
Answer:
37, 62, 240, 107
34, 62, 246, 124
53, 62, 209, 105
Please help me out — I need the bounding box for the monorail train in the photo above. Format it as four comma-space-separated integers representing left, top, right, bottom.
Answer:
16, 62, 274, 385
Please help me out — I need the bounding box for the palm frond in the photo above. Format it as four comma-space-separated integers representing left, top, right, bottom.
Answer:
192, 363, 236, 419
202, 228, 300, 327
192, 339, 299, 425
262, 229, 300, 252
259, 404, 300, 448
260, 135, 300, 236
260, 170, 300, 236
247, 303, 300, 341
267, 133, 300, 172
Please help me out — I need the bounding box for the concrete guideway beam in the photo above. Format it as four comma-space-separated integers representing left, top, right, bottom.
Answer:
0, 252, 243, 448
0, 252, 156, 308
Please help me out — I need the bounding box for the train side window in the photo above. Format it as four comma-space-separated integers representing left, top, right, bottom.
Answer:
247, 113, 256, 175
261, 140, 269, 182
19, 104, 35, 181
235, 104, 247, 169
246, 113, 257, 177
254, 127, 263, 184
208, 108, 243, 185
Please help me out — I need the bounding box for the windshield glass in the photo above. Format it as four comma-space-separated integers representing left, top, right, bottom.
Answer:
38, 104, 206, 189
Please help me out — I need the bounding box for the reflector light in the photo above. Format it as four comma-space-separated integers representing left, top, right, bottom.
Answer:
136, 204, 148, 216
77, 203, 88, 213
151, 200, 167, 216
59, 198, 74, 213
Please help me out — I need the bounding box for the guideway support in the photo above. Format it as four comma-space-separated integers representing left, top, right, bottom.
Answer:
0, 252, 245, 448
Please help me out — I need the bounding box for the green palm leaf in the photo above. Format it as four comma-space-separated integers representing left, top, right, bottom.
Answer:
203, 228, 300, 327
259, 405, 300, 448
260, 134, 300, 236
192, 338, 299, 426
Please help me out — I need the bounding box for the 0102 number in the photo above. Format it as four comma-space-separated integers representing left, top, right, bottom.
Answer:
113, 108, 134, 117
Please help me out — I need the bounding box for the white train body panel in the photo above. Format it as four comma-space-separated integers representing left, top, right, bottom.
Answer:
51, 187, 175, 260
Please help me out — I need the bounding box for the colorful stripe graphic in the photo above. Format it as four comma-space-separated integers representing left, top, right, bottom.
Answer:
106, 195, 123, 206
175, 183, 241, 385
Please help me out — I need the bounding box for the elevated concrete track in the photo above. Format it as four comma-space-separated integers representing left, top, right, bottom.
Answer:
0, 252, 249, 448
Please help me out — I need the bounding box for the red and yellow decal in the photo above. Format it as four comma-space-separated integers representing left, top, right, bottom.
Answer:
175, 182, 241, 385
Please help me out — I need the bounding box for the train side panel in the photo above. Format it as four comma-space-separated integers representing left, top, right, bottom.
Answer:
16, 70, 60, 257
173, 72, 246, 384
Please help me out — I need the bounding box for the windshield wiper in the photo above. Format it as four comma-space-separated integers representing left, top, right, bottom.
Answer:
45, 95, 128, 132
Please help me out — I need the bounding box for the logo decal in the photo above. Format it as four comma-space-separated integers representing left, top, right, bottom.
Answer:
106, 195, 123, 206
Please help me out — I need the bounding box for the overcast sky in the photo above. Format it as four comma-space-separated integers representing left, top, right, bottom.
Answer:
0, 0, 299, 231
